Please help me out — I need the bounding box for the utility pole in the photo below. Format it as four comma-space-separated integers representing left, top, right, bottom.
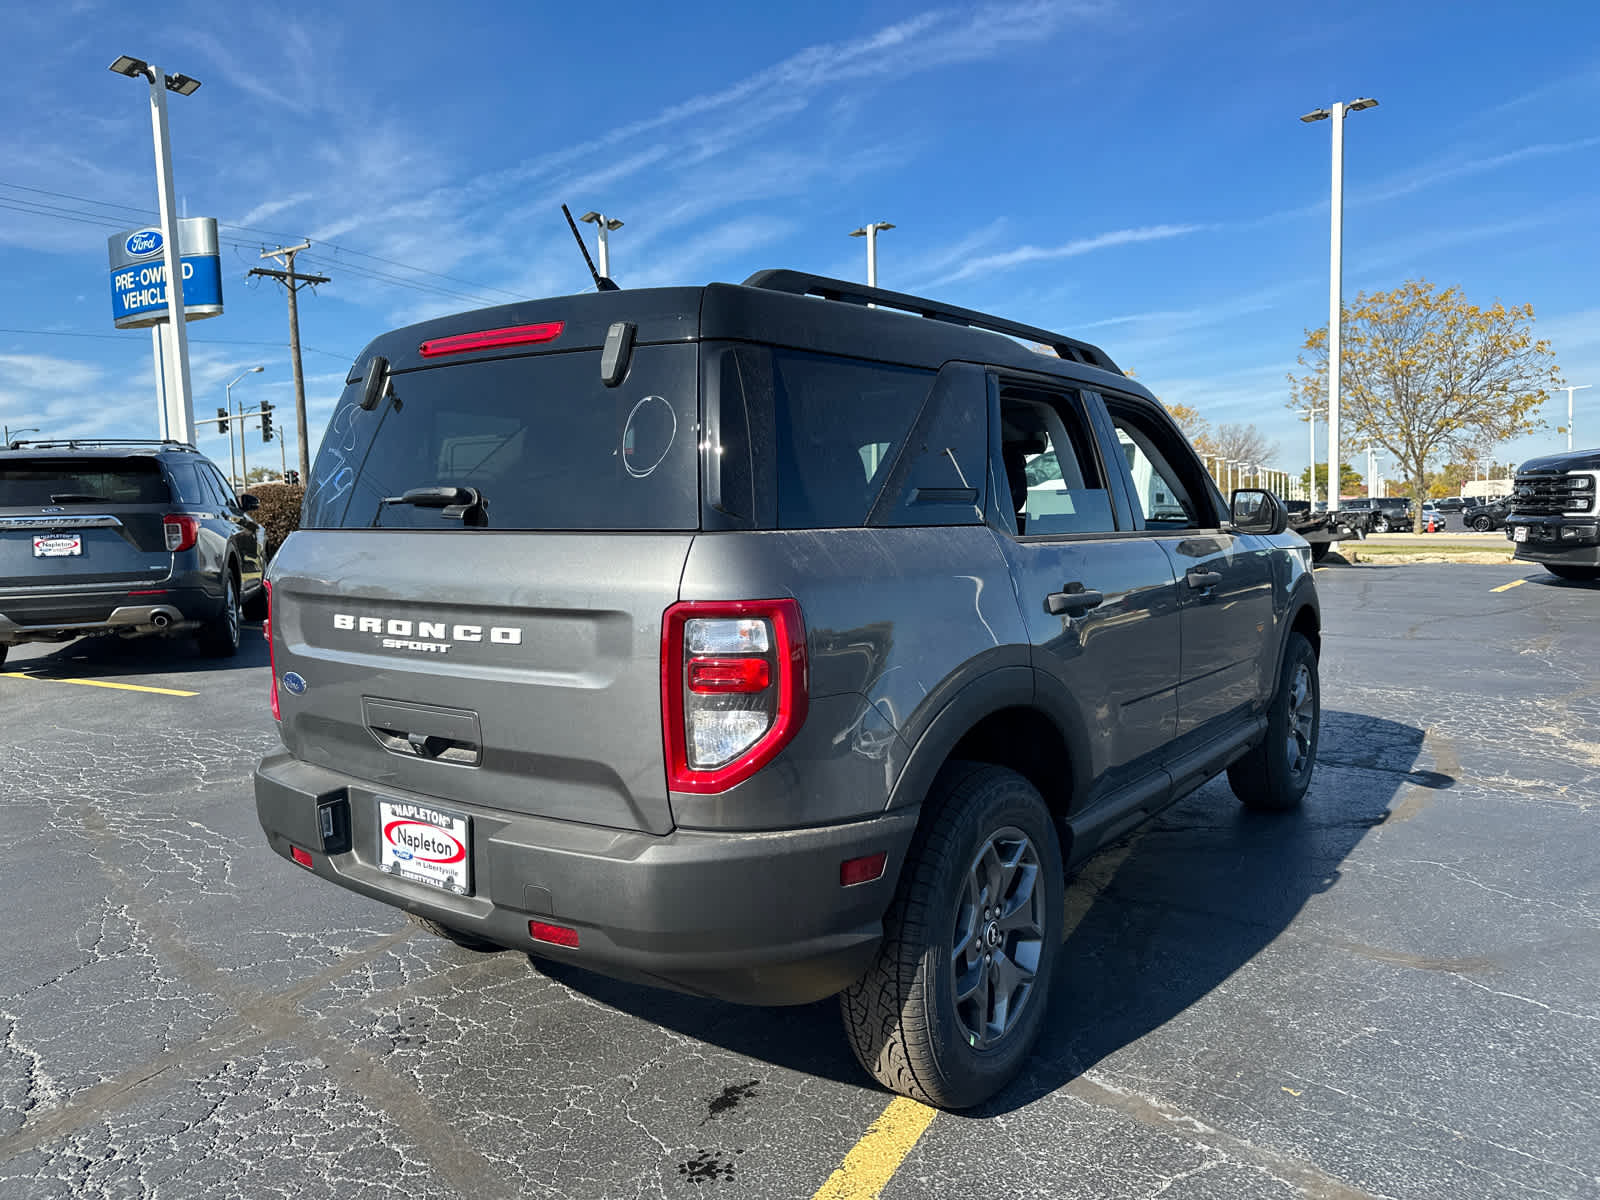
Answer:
250, 244, 328, 483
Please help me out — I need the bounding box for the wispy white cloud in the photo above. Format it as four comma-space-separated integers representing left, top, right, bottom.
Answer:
1363, 136, 1600, 206
931, 224, 1207, 285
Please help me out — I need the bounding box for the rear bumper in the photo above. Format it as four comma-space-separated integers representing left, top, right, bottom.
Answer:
253, 751, 917, 1006
0, 582, 222, 643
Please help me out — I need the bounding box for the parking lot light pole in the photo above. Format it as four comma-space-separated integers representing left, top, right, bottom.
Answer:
578, 212, 623, 278
1301, 97, 1377, 518
849, 222, 896, 288
109, 55, 202, 445
1560, 384, 1592, 450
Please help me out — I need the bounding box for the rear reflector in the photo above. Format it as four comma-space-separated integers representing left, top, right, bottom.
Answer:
687, 656, 771, 693
290, 845, 313, 869
529, 920, 579, 948
127, 588, 168, 596
840, 852, 887, 887
419, 321, 564, 358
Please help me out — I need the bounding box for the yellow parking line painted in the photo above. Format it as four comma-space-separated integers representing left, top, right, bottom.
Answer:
0, 672, 197, 697
810, 833, 1145, 1200
810, 1096, 939, 1200
1489, 578, 1528, 593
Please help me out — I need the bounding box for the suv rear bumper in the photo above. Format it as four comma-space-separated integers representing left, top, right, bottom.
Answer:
0, 583, 223, 643
254, 751, 917, 1006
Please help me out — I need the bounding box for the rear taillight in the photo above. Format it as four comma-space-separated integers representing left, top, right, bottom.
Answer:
662, 600, 807, 794
163, 514, 199, 552
265, 579, 280, 721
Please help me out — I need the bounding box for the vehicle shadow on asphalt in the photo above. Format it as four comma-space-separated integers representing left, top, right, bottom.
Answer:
3, 624, 269, 678
539, 710, 1442, 1110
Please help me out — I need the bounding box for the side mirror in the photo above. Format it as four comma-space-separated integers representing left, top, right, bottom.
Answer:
1231, 488, 1287, 535
239, 493, 261, 513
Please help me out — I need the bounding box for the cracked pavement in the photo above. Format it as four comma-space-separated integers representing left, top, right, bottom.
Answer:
1, 563, 1596, 1198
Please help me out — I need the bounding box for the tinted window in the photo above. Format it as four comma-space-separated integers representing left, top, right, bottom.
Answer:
998, 386, 1115, 536
304, 345, 699, 531
204, 465, 237, 509
166, 461, 208, 505
769, 351, 933, 529
0, 458, 171, 506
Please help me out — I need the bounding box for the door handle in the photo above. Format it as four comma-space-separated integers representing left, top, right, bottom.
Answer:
1045, 582, 1104, 617
1186, 568, 1224, 589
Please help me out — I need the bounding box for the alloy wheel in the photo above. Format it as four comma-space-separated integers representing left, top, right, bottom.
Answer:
1285, 662, 1316, 777
950, 827, 1045, 1050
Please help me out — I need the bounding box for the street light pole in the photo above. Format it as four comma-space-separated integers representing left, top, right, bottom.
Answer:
849, 222, 896, 288
1300, 407, 1320, 508
578, 212, 623, 278
1559, 384, 1592, 450
1301, 97, 1377, 519
226, 367, 264, 488
110, 56, 202, 445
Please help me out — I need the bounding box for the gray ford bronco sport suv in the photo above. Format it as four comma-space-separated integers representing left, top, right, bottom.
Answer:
255, 270, 1321, 1109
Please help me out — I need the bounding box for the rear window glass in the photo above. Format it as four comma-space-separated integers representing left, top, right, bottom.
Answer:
770, 350, 933, 528
0, 458, 171, 506
304, 345, 699, 531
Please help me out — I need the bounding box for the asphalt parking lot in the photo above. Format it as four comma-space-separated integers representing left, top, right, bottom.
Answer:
2, 562, 1596, 1200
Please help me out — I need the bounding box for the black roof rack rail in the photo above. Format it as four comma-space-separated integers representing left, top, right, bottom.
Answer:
4, 438, 199, 453
740, 269, 1122, 375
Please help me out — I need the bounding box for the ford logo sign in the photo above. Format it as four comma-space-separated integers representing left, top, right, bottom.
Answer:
125, 230, 164, 257
281, 671, 307, 695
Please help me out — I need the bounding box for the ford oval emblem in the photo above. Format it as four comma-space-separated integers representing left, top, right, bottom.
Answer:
281, 671, 307, 696
125, 230, 164, 257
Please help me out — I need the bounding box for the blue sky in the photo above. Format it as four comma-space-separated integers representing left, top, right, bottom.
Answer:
3, 0, 1598, 482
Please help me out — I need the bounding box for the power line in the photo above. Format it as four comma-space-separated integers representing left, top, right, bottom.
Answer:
0, 326, 352, 360
0, 178, 525, 301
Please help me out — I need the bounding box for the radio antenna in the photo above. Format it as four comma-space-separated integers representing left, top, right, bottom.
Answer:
562, 204, 620, 292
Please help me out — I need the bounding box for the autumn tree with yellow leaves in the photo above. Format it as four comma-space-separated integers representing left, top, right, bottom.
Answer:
1288, 280, 1558, 532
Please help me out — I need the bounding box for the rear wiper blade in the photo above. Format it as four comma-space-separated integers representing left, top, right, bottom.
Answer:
377, 486, 488, 524
49, 493, 107, 503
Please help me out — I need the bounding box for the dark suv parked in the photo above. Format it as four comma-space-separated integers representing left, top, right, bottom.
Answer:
1505, 449, 1600, 580
1339, 496, 1413, 532
1463, 495, 1514, 532
254, 271, 1322, 1108
0, 440, 265, 662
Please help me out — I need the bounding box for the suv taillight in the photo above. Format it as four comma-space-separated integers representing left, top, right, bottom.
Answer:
661, 599, 807, 794
265, 579, 280, 721
163, 514, 199, 552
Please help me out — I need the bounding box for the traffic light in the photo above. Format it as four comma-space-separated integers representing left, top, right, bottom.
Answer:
216, 407, 229, 433
260, 401, 274, 442
286, 470, 300, 486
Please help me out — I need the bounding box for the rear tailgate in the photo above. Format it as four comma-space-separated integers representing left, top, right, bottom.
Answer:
0, 458, 173, 592
274, 308, 704, 836
270, 531, 690, 834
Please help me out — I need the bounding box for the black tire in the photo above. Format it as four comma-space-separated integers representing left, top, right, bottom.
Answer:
405, 911, 506, 953
841, 762, 1064, 1110
1310, 541, 1331, 562
1228, 632, 1319, 811
1473, 516, 1493, 533
0, 644, 7, 666
196, 571, 242, 658
1546, 564, 1600, 583
1372, 516, 1389, 533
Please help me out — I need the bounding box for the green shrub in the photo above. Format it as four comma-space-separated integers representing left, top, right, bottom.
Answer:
249, 482, 304, 564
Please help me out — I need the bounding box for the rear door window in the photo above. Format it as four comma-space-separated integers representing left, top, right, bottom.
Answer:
304, 345, 699, 531
996, 384, 1117, 536
0, 458, 171, 506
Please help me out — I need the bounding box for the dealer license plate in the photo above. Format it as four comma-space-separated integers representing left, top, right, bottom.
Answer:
377, 799, 472, 894
33, 534, 82, 557
1513, 526, 1529, 542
